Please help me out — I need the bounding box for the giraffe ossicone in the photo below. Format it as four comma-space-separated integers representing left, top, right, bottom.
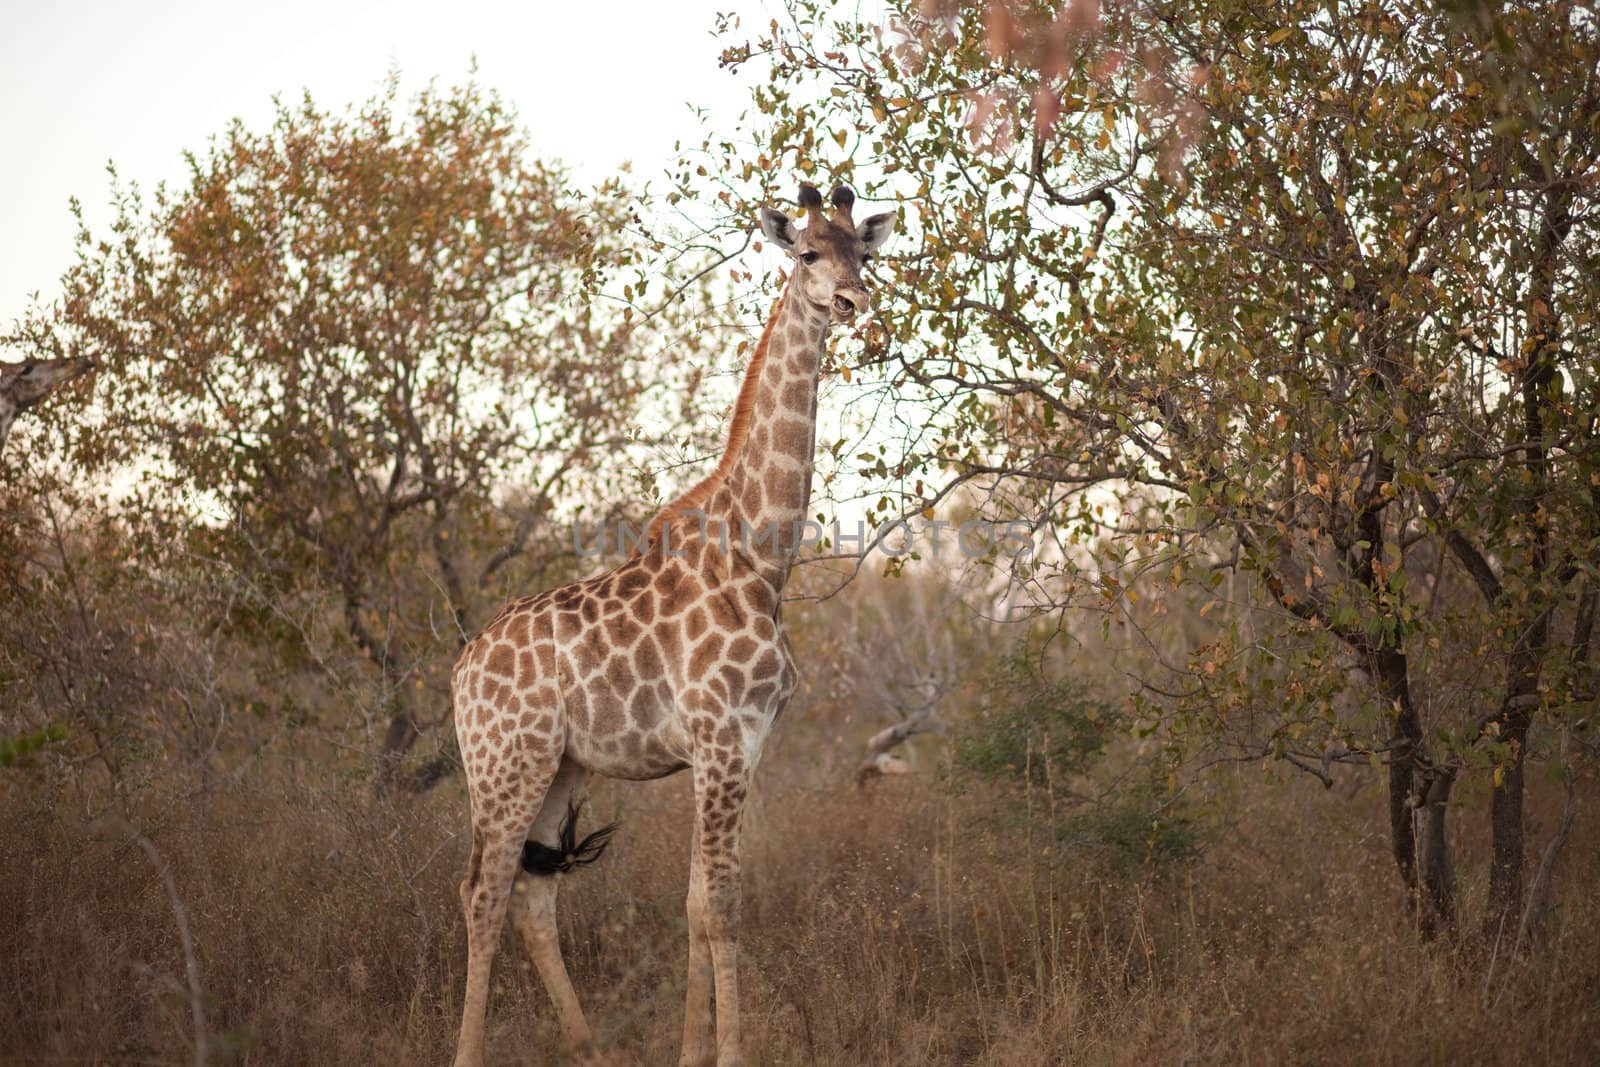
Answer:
449, 182, 897, 1067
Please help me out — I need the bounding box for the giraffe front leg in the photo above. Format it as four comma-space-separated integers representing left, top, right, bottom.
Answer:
679, 820, 716, 1067
689, 759, 749, 1067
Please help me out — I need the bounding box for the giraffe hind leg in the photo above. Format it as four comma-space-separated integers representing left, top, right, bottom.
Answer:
453, 708, 564, 1067
454, 796, 552, 1067
508, 756, 614, 1047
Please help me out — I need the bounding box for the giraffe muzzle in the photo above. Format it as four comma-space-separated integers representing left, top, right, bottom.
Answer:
831, 290, 867, 321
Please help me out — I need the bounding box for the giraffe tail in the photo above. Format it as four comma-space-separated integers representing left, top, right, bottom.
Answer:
521, 800, 619, 876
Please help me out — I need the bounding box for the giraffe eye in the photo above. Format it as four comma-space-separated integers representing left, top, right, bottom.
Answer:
800, 251, 819, 265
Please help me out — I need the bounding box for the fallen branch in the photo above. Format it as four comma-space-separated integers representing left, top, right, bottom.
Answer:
857, 704, 941, 784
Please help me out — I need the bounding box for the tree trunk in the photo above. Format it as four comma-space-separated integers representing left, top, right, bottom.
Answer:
341, 580, 427, 788
1387, 746, 1417, 895
1415, 766, 1457, 938
380, 709, 422, 761
1375, 645, 1455, 937
1486, 705, 1532, 939
403, 731, 463, 793
1485, 176, 1572, 941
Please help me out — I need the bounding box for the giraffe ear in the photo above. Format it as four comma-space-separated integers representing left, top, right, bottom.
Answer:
857, 210, 898, 251
758, 207, 799, 251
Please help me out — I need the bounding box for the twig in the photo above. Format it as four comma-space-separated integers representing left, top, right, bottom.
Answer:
1508, 722, 1579, 969
111, 818, 208, 1067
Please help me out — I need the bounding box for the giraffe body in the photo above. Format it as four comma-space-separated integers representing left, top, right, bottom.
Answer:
455, 542, 798, 786
450, 184, 896, 1067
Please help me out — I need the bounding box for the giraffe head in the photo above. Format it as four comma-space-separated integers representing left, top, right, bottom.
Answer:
0, 357, 94, 450
758, 183, 897, 324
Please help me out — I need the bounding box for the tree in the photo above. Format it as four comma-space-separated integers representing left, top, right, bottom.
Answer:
692, 0, 1599, 938
6, 78, 711, 784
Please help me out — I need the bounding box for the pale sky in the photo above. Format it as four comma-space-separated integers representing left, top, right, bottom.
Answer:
1, 0, 772, 328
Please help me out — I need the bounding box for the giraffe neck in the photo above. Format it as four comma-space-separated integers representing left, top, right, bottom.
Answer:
0, 405, 16, 455
642, 280, 830, 591
718, 281, 830, 590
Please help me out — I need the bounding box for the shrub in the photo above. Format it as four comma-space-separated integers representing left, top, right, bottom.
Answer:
952, 646, 1198, 873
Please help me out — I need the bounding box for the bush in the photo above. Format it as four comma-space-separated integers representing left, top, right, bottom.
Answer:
952, 646, 1199, 873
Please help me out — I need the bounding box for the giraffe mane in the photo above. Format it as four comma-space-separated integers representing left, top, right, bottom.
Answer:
641, 286, 789, 549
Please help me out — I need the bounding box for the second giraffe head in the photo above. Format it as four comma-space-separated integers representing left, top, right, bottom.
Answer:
758, 183, 897, 324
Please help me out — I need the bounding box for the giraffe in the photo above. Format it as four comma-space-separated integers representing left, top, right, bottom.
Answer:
449, 182, 897, 1067
0, 357, 93, 458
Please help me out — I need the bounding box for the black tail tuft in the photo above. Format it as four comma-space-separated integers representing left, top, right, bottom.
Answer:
520, 800, 618, 876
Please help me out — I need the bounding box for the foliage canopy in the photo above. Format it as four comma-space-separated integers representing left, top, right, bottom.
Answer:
690, 0, 1599, 935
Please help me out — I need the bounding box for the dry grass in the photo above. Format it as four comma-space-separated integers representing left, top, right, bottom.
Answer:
2, 730, 1596, 1066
